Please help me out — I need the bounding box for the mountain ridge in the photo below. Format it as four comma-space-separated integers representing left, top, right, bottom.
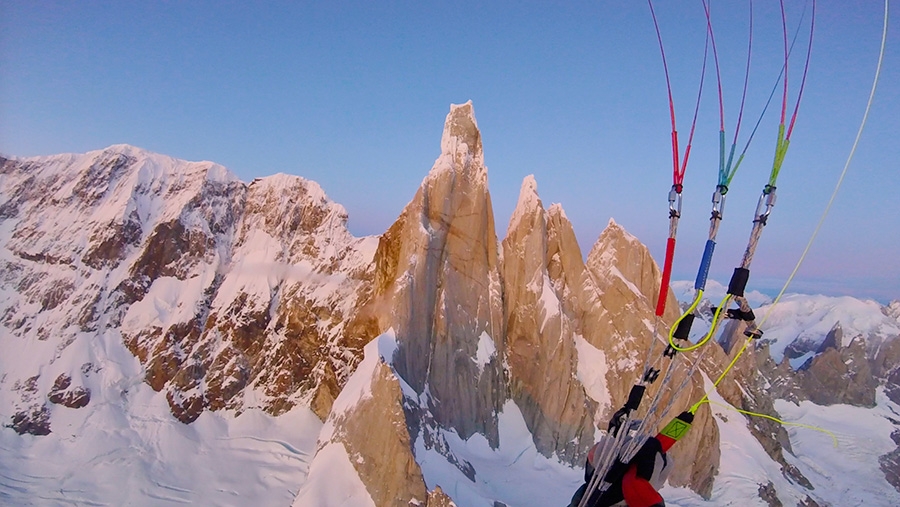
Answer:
2, 103, 899, 506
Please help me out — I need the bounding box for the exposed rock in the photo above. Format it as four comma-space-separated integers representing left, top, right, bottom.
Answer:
816, 322, 842, 354
426, 486, 457, 507
783, 323, 839, 361
585, 218, 683, 408
166, 389, 204, 424
82, 216, 142, 269
886, 368, 900, 405
7, 375, 55, 435
881, 430, 900, 494
128, 219, 215, 286
9, 405, 51, 436
874, 336, 900, 405
799, 336, 877, 407
0, 144, 372, 434
872, 335, 900, 378
47, 373, 91, 409
501, 177, 598, 463
758, 481, 783, 507
368, 101, 506, 446
115, 162, 376, 421
320, 357, 428, 507
755, 341, 807, 405
797, 495, 822, 507
585, 219, 719, 497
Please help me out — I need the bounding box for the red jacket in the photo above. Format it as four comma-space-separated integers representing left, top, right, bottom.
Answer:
621, 432, 676, 507
583, 433, 674, 507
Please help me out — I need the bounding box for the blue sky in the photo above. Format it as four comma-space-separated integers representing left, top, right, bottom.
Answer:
1, 1, 897, 303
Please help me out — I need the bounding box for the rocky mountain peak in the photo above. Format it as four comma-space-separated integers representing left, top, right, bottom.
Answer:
435, 100, 485, 181
502, 175, 600, 463
508, 175, 541, 228
1, 145, 377, 429
586, 218, 679, 321
366, 102, 505, 448
886, 300, 900, 321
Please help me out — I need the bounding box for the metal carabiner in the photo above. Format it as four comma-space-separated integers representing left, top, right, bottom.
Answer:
711, 185, 727, 221
753, 185, 777, 224
668, 185, 683, 219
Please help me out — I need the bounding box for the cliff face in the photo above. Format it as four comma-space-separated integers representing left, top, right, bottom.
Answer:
296, 103, 724, 503
295, 334, 429, 507
363, 101, 507, 448
502, 177, 602, 464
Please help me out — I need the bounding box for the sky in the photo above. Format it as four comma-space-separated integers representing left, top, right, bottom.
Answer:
1, 1, 897, 303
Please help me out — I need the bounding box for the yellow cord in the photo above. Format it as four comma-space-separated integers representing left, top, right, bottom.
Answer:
669, 293, 732, 352
693, 399, 839, 448
690, 335, 752, 413
668, 289, 704, 344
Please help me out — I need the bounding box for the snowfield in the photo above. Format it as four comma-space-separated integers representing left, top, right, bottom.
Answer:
0, 332, 322, 505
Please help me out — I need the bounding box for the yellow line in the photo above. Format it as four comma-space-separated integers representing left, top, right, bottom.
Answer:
695, 399, 838, 448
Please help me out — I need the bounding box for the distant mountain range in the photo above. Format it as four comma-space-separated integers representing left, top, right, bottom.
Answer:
1, 103, 898, 506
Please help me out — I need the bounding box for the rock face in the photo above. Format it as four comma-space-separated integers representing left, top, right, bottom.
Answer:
0, 146, 377, 428
881, 430, 900, 494
501, 177, 600, 463
47, 373, 91, 409
798, 335, 877, 407
874, 335, 900, 405
363, 101, 507, 447
303, 103, 722, 502
312, 337, 429, 506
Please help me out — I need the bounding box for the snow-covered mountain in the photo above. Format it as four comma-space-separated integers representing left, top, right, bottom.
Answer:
2, 103, 899, 506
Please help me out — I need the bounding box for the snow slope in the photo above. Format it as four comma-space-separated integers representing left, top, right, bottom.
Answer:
0, 327, 322, 506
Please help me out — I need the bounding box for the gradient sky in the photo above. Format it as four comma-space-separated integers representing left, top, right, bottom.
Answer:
1, 1, 897, 303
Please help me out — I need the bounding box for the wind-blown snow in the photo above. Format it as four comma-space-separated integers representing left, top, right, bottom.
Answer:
122, 271, 215, 333
575, 335, 612, 419
292, 442, 375, 507
211, 228, 286, 313
475, 331, 497, 373
537, 274, 562, 333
